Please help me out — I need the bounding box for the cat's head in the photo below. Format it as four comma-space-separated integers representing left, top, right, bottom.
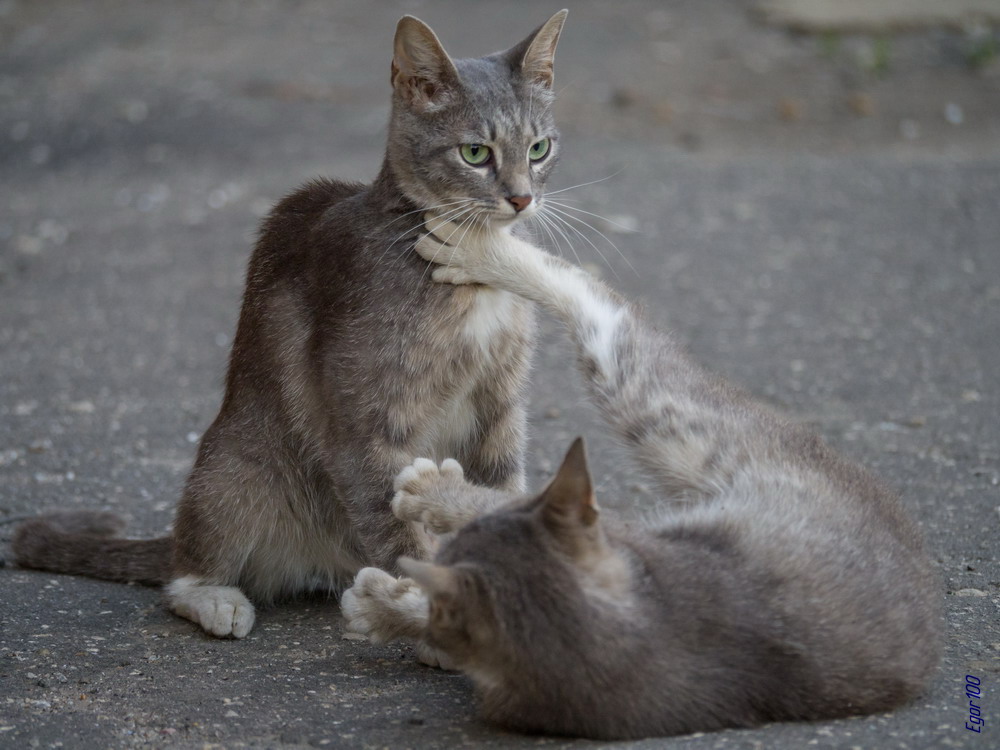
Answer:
385, 11, 568, 225
400, 438, 627, 682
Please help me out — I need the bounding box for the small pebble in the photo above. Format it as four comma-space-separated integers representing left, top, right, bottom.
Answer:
954, 588, 987, 597
610, 87, 640, 109
777, 97, 803, 122
68, 400, 96, 414
944, 102, 964, 126
28, 438, 52, 454
900, 119, 920, 141
10, 121, 30, 141
29, 144, 51, 165
848, 92, 874, 117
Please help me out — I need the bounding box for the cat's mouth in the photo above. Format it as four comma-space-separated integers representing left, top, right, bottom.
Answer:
434, 198, 539, 232
489, 199, 540, 224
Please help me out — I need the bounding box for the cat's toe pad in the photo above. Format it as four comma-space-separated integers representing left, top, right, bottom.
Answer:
341, 567, 426, 643
392, 458, 465, 533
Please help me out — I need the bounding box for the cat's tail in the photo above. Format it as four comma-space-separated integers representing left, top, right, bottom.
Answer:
11, 510, 173, 586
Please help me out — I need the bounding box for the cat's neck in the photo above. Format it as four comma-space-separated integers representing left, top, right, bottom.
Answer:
370, 159, 419, 216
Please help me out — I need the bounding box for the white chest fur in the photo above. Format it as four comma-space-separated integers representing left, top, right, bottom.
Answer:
425, 287, 523, 458
461, 286, 518, 354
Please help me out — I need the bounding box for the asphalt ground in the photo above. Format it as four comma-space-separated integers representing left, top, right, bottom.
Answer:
1, 2, 998, 748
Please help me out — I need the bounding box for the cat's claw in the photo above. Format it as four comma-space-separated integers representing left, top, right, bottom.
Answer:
392, 457, 467, 534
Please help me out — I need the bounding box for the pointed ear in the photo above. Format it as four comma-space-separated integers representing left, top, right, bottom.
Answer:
540, 437, 599, 531
399, 557, 458, 597
505, 9, 568, 89
400, 557, 471, 636
391, 16, 461, 110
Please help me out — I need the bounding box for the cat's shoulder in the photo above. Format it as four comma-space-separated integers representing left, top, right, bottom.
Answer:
252, 177, 371, 275
264, 177, 367, 230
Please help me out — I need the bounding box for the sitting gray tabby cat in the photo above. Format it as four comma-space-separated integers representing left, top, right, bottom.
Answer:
341, 215, 941, 739
13, 11, 568, 641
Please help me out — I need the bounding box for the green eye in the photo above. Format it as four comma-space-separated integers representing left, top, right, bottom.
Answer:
460, 144, 491, 166
528, 138, 551, 162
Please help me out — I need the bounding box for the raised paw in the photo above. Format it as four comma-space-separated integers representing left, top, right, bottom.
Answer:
165, 577, 256, 638
341, 567, 427, 643
414, 211, 499, 285
415, 229, 477, 286
392, 458, 468, 534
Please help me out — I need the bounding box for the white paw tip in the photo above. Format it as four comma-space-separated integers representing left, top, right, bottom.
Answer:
439, 458, 464, 477
393, 466, 419, 492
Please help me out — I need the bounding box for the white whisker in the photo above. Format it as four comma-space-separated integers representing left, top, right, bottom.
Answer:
542, 203, 635, 278
419, 208, 480, 283
544, 169, 625, 197
376, 201, 475, 269
546, 199, 640, 235
535, 209, 583, 268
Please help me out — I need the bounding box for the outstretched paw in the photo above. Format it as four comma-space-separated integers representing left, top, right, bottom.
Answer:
392, 458, 469, 534
341, 567, 427, 643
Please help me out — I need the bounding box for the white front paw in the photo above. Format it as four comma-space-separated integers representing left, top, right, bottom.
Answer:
165, 577, 256, 638
341, 567, 427, 643
392, 458, 466, 534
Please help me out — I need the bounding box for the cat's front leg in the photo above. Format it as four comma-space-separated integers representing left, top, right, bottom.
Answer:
415, 213, 511, 286
341, 567, 427, 642
340, 568, 457, 669
165, 576, 256, 638
392, 457, 515, 533
417, 213, 559, 305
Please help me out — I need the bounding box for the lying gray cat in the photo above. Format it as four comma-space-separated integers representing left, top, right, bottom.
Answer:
341, 215, 941, 738
13, 11, 568, 640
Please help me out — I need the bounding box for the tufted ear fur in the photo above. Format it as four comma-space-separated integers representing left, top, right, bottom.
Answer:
391, 16, 462, 111
504, 9, 568, 89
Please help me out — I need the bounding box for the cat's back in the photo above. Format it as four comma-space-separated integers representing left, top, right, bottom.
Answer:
251, 178, 367, 279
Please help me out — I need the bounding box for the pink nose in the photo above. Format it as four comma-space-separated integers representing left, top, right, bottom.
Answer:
507, 195, 533, 212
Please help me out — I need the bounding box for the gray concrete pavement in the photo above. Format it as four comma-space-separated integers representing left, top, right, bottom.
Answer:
2, 1, 998, 748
